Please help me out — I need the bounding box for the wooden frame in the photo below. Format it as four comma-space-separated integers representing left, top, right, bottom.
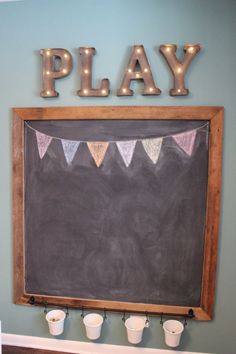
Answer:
12, 106, 223, 320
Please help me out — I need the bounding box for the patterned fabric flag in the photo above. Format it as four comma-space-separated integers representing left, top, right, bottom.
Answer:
116, 140, 136, 167
87, 141, 109, 167
173, 129, 197, 156
142, 137, 163, 164
35, 131, 52, 159
61, 140, 80, 165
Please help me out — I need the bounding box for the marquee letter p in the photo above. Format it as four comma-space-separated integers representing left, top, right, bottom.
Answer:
40, 48, 73, 98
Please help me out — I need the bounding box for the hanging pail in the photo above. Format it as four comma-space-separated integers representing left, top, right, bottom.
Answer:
125, 316, 146, 344
46, 309, 66, 336
163, 319, 184, 347
83, 313, 103, 340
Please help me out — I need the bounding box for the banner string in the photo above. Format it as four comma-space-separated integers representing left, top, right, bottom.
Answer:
24, 121, 209, 143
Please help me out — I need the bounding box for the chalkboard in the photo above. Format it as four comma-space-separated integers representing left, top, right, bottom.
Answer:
13, 106, 223, 320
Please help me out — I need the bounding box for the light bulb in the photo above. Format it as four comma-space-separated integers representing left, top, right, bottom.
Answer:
136, 48, 141, 53
85, 49, 89, 54
83, 89, 88, 94
144, 68, 148, 73
102, 90, 106, 95
62, 69, 67, 74
46, 71, 50, 75
177, 67, 182, 73
64, 53, 68, 59
122, 88, 127, 93
46, 50, 50, 56
149, 87, 154, 92
84, 69, 89, 74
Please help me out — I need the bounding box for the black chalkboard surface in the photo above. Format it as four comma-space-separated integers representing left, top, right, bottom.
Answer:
13, 106, 223, 320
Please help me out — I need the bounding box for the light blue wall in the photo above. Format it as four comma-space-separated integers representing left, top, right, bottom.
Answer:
0, 0, 236, 353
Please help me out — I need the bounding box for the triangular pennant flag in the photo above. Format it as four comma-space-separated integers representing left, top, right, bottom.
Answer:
61, 140, 80, 165
35, 131, 52, 159
142, 137, 163, 164
116, 140, 136, 167
173, 129, 197, 156
87, 141, 109, 167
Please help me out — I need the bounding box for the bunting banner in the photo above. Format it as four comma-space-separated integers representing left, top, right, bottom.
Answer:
87, 141, 109, 167
116, 140, 136, 167
30, 122, 208, 168
142, 137, 163, 164
61, 140, 80, 165
173, 129, 197, 156
36, 131, 52, 159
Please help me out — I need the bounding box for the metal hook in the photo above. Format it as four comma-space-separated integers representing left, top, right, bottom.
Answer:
66, 305, 69, 317
44, 302, 48, 314
122, 311, 126, 322
81, 307, 85, 318
160, 312, 163, 326
145, 311, 150, 328
103, 308, 107, 320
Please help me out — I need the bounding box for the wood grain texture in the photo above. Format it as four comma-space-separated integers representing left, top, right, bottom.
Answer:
12, 106, 223, 320
12, 111, 25, 304
13, 106, 222, 120
200, 108, 224, 319
3, 345, 74, 354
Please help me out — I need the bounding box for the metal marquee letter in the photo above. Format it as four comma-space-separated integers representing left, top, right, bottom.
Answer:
159, 43, 201, 96
117, 45, 161, 96
40, 48, 73, 98
77, 47, 110, 97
